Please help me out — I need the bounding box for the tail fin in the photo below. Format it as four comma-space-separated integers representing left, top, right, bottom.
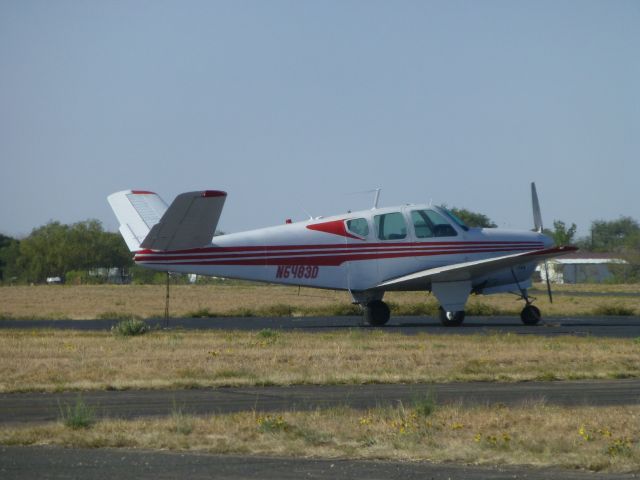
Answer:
107, 190, 169, 251
108, 190, 227, 252
141, 190, 226, 251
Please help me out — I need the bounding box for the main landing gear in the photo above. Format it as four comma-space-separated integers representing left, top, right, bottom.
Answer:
363, 300, 391, 326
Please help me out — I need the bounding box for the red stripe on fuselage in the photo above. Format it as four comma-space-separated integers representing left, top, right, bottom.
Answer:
134, 244, 544, 262
135, 245, 545, 267
134, 240, 543, 256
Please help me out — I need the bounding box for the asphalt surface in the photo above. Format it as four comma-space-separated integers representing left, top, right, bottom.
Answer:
2, 315, 640, 337
2, 446, 638, 480
2, 379, 639, 425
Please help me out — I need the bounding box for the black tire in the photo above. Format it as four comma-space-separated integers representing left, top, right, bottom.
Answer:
520, 305, 541, 325
364, 300, 391, 326
438, 307, 465, 327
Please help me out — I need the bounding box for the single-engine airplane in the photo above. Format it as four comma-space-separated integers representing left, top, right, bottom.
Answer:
108, 183, 577, 327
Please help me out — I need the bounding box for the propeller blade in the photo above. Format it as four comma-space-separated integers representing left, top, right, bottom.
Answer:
531, 182, 543, 233
543, 260, 553, 303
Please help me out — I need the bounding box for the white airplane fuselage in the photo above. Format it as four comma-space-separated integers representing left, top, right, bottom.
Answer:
133, 204, 552, 296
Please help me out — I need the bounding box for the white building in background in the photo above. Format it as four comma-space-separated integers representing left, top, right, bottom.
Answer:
537, 252, 628, 284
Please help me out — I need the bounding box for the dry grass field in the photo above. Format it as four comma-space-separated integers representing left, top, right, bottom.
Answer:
1, 283, 639, 472
2, 402, 639, 472
1, 329, 638, 393
1, 283, 639, 320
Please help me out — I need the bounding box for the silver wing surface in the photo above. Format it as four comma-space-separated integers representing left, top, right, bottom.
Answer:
378, 246, 578, 288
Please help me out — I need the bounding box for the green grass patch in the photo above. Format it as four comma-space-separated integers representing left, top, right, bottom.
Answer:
170, 400, 194, 435
412, 391, 437, 417
257, 414, 290, 433
111, 318, 148, 336
257, 328, 279, 340
58, 395, 95, 429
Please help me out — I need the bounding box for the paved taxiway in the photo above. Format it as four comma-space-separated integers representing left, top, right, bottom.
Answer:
2, 446, 638, 480
2, 379, 639, 425
1, 315, 640, 337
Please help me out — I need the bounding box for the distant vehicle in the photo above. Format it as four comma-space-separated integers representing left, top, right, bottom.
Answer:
108, 184, 576, 327
46, 276, 63, 284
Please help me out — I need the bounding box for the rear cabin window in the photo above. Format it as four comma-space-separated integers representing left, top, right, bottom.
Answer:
411, 209, 458, 238
345, 218, 369, 238
374, 212, 407, 240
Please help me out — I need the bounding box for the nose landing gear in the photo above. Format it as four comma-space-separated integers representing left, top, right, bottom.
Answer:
520, 303, 541, 325
438, 307, 465, 327
512, 268, 543, 326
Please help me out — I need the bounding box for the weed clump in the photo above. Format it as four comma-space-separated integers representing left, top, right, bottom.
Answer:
170, 400, 194, 435
412, 391, 437, 417
58, 396, 95, 429
257, 414, 290, 433
111, 318, 148, 336
257, 328, 279, 340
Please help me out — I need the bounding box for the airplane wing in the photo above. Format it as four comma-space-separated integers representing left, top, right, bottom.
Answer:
378, 245, 578, 288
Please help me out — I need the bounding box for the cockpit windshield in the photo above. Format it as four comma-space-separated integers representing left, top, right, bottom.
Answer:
439, 207, 469, 232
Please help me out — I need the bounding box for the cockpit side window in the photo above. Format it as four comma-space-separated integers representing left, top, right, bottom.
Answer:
374, 212, 407, 240
411, 209, 458, 238
345, 218, 369, 238
411, 210, 434, 238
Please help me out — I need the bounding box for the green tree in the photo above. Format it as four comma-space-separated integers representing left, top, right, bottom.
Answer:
16, 220, 133, 283
544, 220, 577, 246
18, 221, 70, 282
608, 231, 640, 283
590, 216, 640, 252
449, 207, 497, 228
0, 234, 20, 283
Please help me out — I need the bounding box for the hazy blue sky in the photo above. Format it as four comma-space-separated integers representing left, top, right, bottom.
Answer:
1, 0, 638, 239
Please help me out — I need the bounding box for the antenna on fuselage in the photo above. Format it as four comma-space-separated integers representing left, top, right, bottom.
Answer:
372, 188, 381, 210
302, 209, 313, 220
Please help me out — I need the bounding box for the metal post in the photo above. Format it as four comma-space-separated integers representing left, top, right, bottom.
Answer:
164, 271, 170, 328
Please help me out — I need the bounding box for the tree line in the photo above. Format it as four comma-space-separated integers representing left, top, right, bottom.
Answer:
1, 211, 639, 284
0, 220, 132, 284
